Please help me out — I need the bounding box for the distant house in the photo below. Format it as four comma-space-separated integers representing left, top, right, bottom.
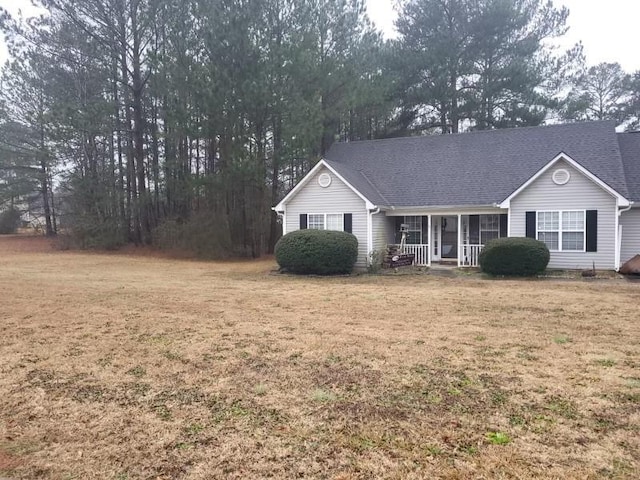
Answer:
274, 121, 640, 271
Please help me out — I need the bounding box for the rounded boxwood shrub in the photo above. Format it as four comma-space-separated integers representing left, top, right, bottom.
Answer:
479, 237, 550, 276
275, 229, 358, 275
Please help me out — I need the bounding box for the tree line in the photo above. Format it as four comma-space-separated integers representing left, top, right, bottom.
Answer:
0, 0, 638, 256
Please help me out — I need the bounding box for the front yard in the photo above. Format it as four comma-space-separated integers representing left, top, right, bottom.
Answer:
0, 236, 638, 479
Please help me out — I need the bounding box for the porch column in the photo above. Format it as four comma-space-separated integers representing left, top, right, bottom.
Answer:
427, 214, 432, 266
457, 214, 462, 267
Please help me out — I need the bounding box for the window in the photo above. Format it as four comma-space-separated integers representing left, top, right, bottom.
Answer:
403, 216, 422, 244
537, 211, 559, 250
308, 214, 325, 230
326, 214, 343, 231
307, 213, 343, 231
561, 211, 585, 251
480, 214, 500, 245
537, 210, 584, 251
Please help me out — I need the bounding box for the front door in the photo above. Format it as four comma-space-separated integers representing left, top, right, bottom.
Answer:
441, 216, 458, 259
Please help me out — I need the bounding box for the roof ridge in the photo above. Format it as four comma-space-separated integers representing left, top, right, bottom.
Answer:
330, 120, 617, 147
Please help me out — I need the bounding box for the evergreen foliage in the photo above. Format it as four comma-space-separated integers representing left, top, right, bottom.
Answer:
0, 0, 637, 253
479, 237, 550, 276
275, 229, 358, 274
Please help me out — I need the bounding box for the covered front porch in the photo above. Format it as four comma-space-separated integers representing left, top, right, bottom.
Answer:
386, 212, 508, 267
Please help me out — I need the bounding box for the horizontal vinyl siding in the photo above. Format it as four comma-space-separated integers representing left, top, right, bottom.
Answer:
620, 209, 640, 265
371, 213, 387, 255
285, 167, 369, 269
510, 159, 617, 270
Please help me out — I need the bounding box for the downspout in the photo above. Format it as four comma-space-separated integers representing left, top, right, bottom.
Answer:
367, 207, 381, 267
619, 202, 634, 215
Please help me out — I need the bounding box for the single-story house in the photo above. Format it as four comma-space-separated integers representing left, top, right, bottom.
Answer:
274, 120, 640, 271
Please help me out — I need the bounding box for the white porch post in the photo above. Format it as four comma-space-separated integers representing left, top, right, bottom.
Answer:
427, 214, 432, 266
457, 214, 462, 267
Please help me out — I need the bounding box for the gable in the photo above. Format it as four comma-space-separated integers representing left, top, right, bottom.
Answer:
284, 166, 367, 213
275, 160, 375, 211
500, 153, 629, 208
509, 159, 618, 208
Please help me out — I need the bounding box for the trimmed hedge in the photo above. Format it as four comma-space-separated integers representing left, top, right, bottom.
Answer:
275, 229, 358, 275
479, 237, 550, 276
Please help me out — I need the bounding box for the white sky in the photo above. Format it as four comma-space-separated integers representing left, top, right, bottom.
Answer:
366, 0, 640, 71
0, 0, 639, 71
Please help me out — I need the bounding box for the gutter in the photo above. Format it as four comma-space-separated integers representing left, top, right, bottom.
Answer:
387, 204, 501, 212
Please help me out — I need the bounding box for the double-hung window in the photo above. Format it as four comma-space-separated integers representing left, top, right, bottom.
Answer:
537, 210, 585, 251
480, 214, 500, 245
560, 211, 585, 251
308, 213, 343, 231
403, 216, 422, 244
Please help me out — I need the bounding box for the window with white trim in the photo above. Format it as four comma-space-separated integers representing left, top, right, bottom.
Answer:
308, 214, 324, 230
480, 214, 500, 245
561, 211, 585, 251
403, 216, 422, 244
536, 210, 585, 251
308, 213, 343, 231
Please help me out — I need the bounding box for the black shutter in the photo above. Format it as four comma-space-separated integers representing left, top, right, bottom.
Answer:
343, 213, 352, 233
469, 215, 480, 244
586, 210, 598, 252
525, 211, 536, 238
299, 214, 307, 230
421, 216, 429, 244
394, 217, 403, 243
499, 214, 508, 238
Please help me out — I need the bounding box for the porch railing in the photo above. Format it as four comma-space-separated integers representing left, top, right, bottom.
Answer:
390, 243, 484, 267
461, 244, 484, 267
392, 244, 430, 266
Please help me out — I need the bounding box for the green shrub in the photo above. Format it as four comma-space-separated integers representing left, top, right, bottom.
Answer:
275, 229, 358, 275
479, 237, 550, 276
0, 208, 21, 234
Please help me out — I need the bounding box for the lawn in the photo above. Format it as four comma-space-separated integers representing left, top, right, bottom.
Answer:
0, 236, 639, 479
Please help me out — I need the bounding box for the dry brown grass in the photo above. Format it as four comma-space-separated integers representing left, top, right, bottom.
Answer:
0, 236, 639, 479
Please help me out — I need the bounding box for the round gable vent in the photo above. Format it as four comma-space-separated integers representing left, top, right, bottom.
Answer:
552, 168, 571, 185
318, 172, 332, 188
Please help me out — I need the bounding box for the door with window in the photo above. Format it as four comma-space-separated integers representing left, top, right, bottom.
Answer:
441, 216, 458, 259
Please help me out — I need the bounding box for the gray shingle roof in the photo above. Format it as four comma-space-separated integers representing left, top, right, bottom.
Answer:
325, 121, 630, 207
618, 132, 640, 202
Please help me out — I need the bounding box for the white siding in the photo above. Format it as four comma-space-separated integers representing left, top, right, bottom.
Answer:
620, 208, 640, 265
371, 213, 394, 255
510, 159, 617, 270
285, 167, 369, 269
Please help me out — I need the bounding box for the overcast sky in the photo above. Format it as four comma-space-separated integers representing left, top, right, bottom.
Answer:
365, 0, 640, 71
0, 0, 639, 71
